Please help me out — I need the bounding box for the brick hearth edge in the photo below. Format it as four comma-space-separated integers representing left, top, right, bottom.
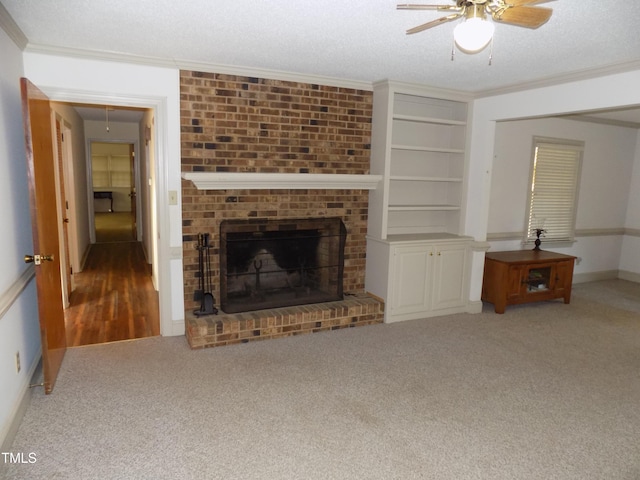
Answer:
186, 293, 384, 349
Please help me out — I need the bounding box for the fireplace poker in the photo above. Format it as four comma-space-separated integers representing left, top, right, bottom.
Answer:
253, 259, 263, 290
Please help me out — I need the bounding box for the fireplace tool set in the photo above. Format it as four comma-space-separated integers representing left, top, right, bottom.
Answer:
194, 233, 218, 317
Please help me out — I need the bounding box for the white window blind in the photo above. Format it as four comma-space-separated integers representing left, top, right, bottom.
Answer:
525, 139, 583, 243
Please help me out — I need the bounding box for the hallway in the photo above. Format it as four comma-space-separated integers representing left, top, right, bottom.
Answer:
64, 241, 160, 347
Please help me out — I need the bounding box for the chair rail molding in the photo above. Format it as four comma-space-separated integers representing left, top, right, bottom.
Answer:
0, 265, 35, 321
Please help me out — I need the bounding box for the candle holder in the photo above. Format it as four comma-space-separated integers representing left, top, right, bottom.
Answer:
533, 228, 546, 251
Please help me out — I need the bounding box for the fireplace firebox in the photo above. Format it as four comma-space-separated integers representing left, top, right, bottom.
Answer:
220, 218, 346, 314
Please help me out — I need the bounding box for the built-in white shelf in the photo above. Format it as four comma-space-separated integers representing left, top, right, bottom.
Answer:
390, 176, 463, 182
391, 144, 465, 154
392, 114, 466, 126
182, 172, 383, 190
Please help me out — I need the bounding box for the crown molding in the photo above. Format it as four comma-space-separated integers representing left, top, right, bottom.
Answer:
558, 114, 640, 130
372, 79, 475, 101
0, 3, 28, 50
24, 43, 180, 68
177, 59, 373, 91
23, 44, 373, 91
476, 59, 640, 98
21, 42, 640, 99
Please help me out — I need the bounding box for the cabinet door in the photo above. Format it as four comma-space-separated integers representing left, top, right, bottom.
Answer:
431, 244, 468, 310
390, 245, 431, 317
507, 265, 526, 300
553, 260, 574, 296
524, 264, 554, 294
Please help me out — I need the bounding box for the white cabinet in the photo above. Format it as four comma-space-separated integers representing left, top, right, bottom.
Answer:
365, 80, 476, 323
366, 235, 473, 323
431, 243, 468, 311
390, 244, 432, 318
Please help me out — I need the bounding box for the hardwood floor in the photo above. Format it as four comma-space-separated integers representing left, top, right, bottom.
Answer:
94, 212, 135, 243
65, 241, 160, 347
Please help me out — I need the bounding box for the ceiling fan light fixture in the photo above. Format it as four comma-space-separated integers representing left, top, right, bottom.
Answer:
453, 5, 495, 54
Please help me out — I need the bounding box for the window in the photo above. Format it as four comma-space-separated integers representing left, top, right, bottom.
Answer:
91, 142, 133, 189
525, 137, 583, 244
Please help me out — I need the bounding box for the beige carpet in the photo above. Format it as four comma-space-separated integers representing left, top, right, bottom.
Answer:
5, 279, 640, 479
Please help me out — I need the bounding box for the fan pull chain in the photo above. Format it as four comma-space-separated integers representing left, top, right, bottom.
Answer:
488, 36, 494, 66
450, 37, 456, 61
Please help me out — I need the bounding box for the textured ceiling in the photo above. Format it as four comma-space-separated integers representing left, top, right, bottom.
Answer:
3, 0, 640, 95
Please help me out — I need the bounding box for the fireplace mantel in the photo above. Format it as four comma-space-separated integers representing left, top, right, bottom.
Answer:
182, 172, 382, 191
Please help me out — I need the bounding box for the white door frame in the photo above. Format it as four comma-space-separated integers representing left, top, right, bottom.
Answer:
87, 139, 142, 245
40, 88, 171, 336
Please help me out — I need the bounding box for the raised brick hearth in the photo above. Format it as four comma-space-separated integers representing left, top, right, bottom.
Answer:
186, 294, 383, 349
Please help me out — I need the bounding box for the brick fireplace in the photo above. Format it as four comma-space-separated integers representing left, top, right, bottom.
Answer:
180, 70, 384, 347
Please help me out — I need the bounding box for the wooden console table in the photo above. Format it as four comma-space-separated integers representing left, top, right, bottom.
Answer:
93, 191, 113, 212
482, 250, 576, 314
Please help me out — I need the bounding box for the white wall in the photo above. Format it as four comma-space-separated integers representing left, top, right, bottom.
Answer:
619, 130, 640, 280
23, 52, 185, 336
50, 103, 89, 272
0, 28, 42, 451
487, 117, 637, 280
465, 69, 640, 299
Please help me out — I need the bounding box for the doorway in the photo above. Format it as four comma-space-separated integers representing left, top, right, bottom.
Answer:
91, 141, 137, 243
52, 103, 160, 346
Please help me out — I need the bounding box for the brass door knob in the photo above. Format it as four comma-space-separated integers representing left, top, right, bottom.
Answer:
24, 254, 54, 265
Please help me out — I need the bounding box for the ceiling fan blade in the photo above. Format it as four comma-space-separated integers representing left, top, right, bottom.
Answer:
493, 5, 553, 28
504, 0, 556, 6
406, 12, 463, 34
397, 4, 461, 11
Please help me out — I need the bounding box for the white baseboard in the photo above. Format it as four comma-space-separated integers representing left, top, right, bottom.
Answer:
618, 270, 640, 284
466, 300, 484, 314
572, 269, 640, 284
170, 318, 186, 337
0, 349, 42, 453
79, 243, 92, 272
573, 270, 620, 284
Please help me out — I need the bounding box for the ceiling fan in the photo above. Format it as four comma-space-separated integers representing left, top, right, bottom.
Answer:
398, 0, 555, 54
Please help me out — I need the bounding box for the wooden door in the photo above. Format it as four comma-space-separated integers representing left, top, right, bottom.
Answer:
129, 144, 137, 239
20, 78, 67, 394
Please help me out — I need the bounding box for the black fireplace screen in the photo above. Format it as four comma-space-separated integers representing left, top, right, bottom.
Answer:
220, 218, 346, 314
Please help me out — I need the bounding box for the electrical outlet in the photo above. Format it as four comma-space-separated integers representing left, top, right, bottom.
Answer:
15, 351, 21, 374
